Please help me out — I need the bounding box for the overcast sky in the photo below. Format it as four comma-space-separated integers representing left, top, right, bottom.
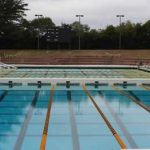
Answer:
25, 0, 150, 29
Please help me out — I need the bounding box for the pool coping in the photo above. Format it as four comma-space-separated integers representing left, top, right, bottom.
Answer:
14, 64, 138, 68
0, 78, 150, 85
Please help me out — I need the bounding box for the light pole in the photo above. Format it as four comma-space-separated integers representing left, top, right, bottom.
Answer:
35, 14, 43, 49
76, 15, 84, 50
0, 32, 4, 53
116, 15, 125, 49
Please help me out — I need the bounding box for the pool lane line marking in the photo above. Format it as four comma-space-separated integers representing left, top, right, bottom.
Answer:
44, 71, 48, 77
21, 73, 29, 78
80, 70, 88, 77
112, 85, 150, 113
98, 91, 138, 148
1, 70, 15, 77
67, 90, 80, 150
40, 85, 55, 150
81, 84, 127, 149
0, 90, 8, 102
14, 90, 40, 150
64, 70, 67, 78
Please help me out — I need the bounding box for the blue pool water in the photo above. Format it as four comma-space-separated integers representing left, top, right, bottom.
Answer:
0, 85, 150, 150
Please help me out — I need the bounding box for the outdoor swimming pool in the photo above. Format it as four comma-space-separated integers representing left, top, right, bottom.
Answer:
0, 67, 150, 78
0, 84, 150, 150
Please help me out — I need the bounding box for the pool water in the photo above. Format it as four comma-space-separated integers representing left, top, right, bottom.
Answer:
0, 68, 150, 78
0, 85, 150, 150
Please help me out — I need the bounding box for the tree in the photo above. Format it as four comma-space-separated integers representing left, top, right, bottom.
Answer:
0, 0, 28, 25
0, 0, 28, 49
99, 25, 118, 49
70, 22, 90, 49
30, 17, 55, 34
141, 20, 150, 48
71, 21, 90, 33
119, 21, 136, 48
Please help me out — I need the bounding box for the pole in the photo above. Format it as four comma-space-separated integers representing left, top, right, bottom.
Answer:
116, 15, 124, 49
37, 17, 40, 49
79, 16, 81, 50
35, 14, 43, 49
76, 15, 84, 50
119, 16, 122, 49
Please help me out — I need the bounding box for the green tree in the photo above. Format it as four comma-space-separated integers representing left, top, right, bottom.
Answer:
71, 21, 90, 34
0, 0, 28, 25
119, 21, 136, 48
100, 25, 118, 48
30, 17, 55, 31
0, 0, 28, 48
70, 21, 90, 49
141, 20, 150, 48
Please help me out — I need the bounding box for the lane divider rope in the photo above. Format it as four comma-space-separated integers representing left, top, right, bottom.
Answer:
140, 84, 150, 91
98, 91, 138, 148
40, 85, 55, 150
112, 85, 150, 113
82, 84, 127, 149
0, 90, 8, 102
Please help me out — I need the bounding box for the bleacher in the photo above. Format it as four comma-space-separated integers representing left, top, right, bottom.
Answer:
1, 55, 150, 65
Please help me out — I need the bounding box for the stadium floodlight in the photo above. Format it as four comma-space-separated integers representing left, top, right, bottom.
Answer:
35, 14, 43, 17
116, 15, 125, 49
76, 15, 84, 17
76, 15, 84, 50
116, 15, 124, 18
35, 14, 43, 49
